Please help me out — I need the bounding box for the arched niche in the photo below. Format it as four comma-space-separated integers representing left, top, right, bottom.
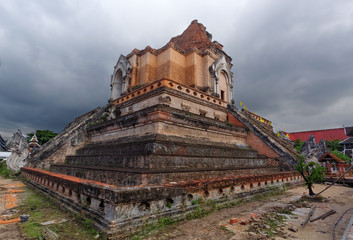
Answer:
110, 55, 132, 101
111, 70, 123, 100
209, 55, 234, 103
218, 71, 228, 101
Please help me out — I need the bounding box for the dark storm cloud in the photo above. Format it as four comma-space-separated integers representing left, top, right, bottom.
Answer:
226, 0, 353, 131
0, 0, 352, 138
0, 0, 116, 137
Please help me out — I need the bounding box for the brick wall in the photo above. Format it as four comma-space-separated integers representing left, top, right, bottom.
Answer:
227, 112, 245, 127
247, 132, 280, 158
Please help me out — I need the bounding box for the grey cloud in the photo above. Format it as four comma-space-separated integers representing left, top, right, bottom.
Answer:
0, 0, 352, 138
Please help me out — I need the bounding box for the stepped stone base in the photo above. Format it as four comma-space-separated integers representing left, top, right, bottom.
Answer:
50, 133, 281, 186
20, 102, 300, 238
21, 167, 302, 239
51, 164, 280, 186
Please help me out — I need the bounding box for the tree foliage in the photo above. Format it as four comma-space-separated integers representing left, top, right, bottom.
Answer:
294, 156, 325, 196
325, 140, 343, 152
293, 139, 305, 152
27, 130, 58, 145
331, 150, 351, 163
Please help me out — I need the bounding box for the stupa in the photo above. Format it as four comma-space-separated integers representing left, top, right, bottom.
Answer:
22, 20, 301, 238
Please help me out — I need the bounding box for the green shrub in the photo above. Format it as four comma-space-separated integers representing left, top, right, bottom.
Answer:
293, 139, 305, 152
326, 140, 344, 152
332, 150, 351, 163
294, 156, 325, 196
0, 160, 12, 178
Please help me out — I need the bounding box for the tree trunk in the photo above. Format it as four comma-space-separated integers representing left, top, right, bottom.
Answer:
308, 184, 315, 196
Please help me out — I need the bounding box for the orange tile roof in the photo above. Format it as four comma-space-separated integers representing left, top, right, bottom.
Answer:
289, 128, 346, 143
318, 152, 345, 163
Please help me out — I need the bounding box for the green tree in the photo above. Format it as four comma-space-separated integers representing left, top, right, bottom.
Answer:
27, 130, 58, 145
294, 156, 325, 196
293, 139, 305, 153
331, 150, 351, 163
325, 140, 343, 152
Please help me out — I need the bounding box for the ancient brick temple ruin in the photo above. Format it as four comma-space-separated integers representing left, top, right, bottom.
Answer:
22, 20, 302, 238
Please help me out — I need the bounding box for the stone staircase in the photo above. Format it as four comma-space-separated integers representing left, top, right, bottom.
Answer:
51, 134, 281, 186
228, 105, 299, 168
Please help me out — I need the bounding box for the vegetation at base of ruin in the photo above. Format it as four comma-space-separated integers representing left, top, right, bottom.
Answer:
263, 214, 286, 236
332, 149, 351, 163
27, 129, 58, 145
0, 160, 14, 178
293, 139, 305, 152
250, 185, 286, 201
19, 187, 107, 240
165, 201, 172, 208
294, 156, 325, 196
220, 224, 235, 235
191, 197, 203, 205
129, 185, 287, 240
130, 217, 179, 240
247, 209, 289, 237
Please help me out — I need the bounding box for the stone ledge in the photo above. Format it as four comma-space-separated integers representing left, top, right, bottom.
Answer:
21, 167, 301, 204
21, 167, 302, 238
88, 104, 243, 134
112, 78, 227, 108
50, 164, 275, 174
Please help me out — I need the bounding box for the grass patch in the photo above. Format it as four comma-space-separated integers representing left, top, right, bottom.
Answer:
130, 217, 178, 240
0, 160, 14, 178
220, 224, 235, 235
247, 211, 288, 237
130, 186, 287, 239
250, 185, 286, 201
277, 208, 294, 215
187, 186, 286, 221
263, 213, 287, 236
191, 197, 203, 205
18, 187, 107, 240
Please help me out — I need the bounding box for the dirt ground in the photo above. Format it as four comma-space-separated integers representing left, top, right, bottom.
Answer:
146, 184, 353, 240
0, 177, 26, 240
2, 176, 353, 240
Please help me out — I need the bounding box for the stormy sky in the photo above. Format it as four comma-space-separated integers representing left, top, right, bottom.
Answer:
0, 0, 352, 138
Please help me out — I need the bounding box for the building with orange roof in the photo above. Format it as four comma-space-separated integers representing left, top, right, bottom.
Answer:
340, 126, 353, 159
288, 128, 347, 143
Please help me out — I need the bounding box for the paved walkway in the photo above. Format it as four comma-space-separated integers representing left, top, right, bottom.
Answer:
0, 176, 25, 240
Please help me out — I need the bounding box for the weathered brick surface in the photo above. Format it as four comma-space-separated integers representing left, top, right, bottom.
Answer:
228, 105, 298, 169
50, 164, 280, 186
126, 20, 228, 59
21, 167, 302, 238
228, 112, 246, 127
247, 131, 280, 158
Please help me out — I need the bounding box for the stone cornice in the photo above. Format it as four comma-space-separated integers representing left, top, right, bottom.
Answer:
111, 78, 228, 108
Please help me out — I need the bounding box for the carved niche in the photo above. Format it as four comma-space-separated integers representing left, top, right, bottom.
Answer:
110, 55, 132, 101
209, 55, 234, 103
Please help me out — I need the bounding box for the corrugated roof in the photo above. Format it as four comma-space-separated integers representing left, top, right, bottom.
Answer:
345, 126, 353, 137
340, 137, 353, 145
0, 134, 8, 151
